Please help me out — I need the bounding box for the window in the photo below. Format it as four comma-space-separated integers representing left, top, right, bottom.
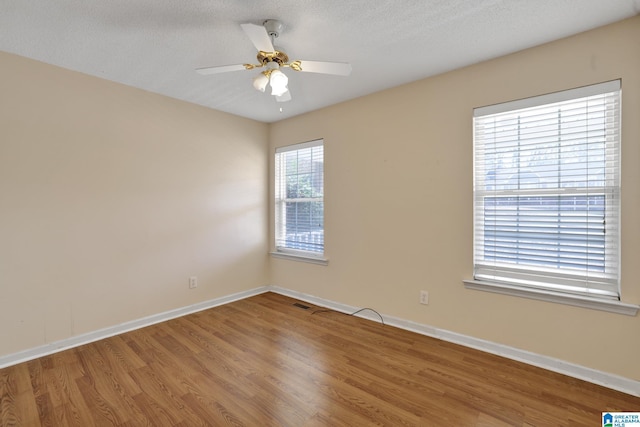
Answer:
275, 139, 324, 257
472, 80, 621, 300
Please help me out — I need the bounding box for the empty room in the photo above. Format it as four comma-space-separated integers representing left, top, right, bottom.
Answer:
1, 1, 640, 425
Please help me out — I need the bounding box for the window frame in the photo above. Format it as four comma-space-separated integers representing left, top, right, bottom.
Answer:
272, 139, 327, 265
465, 80, 638, 315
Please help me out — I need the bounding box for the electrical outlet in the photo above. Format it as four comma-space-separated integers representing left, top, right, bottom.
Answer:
189, 276, 198, 289
420, 290, 429, 305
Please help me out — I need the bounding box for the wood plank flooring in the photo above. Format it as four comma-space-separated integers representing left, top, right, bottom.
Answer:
1, 292, 638, 426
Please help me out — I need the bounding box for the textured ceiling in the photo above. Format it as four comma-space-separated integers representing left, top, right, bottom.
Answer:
2, 0, 639, 122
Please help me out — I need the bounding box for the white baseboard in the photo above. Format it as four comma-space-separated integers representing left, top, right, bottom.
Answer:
0, 286, 269, 370
268, 285, 640, 398
2, 284, 638, 397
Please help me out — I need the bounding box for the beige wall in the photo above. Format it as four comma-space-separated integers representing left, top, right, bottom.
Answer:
269, 16, 640, 381
0, 52, 269, 356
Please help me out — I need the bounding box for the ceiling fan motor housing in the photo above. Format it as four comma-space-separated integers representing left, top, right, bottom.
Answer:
257, 50, 289, 66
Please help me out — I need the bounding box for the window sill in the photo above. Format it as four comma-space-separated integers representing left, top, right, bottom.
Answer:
463, 279, 639, 316
270, 251, 329, 266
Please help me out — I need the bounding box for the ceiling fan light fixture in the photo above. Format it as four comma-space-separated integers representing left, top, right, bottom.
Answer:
269, 69, 288, 96
252, 72, 269, 92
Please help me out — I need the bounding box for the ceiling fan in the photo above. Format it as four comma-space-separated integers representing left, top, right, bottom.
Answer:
196, 20, 352, 103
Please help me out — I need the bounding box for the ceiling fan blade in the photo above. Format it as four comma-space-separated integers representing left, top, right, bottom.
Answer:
196, 64, 247, 75
294, 60, 352, 76
276, 90, 292, 103
240, 23, 275, 53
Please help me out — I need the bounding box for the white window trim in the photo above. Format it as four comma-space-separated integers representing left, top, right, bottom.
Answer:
470, 80, 625, 308
463, 279, 638, 316
475, 80, 621, 116
269, 250, 329, 265
273, 139, 325, 263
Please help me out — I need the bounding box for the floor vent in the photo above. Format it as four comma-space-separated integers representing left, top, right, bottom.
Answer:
292, 302, 311, 310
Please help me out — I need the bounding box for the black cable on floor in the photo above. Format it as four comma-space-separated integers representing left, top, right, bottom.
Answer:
311, 307, 385, 325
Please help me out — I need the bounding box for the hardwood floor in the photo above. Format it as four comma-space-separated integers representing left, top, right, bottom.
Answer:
1, 292, 638, 426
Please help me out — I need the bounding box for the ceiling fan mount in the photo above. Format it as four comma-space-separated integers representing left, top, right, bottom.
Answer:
263, 19, 283, 39
196, 19, 352, 103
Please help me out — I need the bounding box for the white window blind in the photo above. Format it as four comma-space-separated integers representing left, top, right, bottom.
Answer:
473, 80, 621, 299
275, 139, 324, 254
